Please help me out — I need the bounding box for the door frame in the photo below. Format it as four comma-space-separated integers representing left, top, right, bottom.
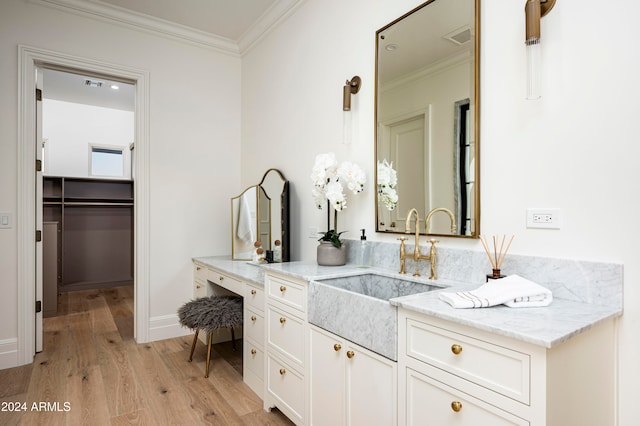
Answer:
17, 45, 151, 365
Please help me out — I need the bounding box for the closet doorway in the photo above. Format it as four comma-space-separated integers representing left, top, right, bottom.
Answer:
40, 67, 135, 335
18, 45, 151, 364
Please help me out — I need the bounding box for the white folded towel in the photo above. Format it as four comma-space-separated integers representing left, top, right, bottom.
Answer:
438, 274, 553, 309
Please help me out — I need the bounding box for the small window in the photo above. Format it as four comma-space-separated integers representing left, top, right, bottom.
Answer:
90, 146, 124, 177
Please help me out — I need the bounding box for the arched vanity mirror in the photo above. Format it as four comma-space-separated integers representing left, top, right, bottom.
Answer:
375, 0, 480, 238
231, 169, 289, 261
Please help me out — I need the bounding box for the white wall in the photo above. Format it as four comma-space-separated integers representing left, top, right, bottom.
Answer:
242, 0, 640, 423
43, 99, 134, 178
0, 0, 241, 357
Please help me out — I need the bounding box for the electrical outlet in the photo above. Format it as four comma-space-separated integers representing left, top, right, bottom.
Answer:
526, 208, 561, 229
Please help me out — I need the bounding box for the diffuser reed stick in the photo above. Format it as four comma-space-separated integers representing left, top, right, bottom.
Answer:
480, 234, 514, 273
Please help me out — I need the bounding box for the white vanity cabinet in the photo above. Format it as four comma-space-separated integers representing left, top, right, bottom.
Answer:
309, 325, 397, 426
191, 261, 263, 398
263, 272, 308, 425
398, 308, 616, 425
244, 282, 265, 397
193, 263, 207, 298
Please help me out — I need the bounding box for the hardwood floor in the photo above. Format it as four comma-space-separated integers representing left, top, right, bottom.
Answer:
0, 286, 293, 425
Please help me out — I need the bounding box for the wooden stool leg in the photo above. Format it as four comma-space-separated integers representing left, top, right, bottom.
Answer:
205, 331, 213, 378
231, 327, 237, 351
188, 329, 199, 362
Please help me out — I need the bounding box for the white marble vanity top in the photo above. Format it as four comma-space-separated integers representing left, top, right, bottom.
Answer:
192, 256, 622, 349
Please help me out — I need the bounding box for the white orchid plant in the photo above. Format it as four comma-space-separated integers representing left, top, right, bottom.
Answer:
311, 152, 366, 248
377, 159, 398, 211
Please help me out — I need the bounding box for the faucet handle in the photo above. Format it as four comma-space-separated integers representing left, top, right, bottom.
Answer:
428, 238, 439, 245
397, 237, 408, 242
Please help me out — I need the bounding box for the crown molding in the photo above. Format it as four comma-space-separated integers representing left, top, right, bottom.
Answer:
238, 0, 306, 55
29, 0, 304, 56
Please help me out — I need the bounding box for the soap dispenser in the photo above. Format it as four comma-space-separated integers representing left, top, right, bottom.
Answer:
357, 229, 371, 267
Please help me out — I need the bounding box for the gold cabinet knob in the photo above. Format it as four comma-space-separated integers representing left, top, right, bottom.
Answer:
279, 317, 286, 324
333, 343, 342, 352
451, 401, 462, 412
195, 284, 201, 289
251, 289, 257, 295
451, 344, 463, 355
219, 276, 224, 281
279, 285, 286, 292
346, 350, 355, 359
279, 368, 286, 375
196, 266, 201, 271
251, 349, 257, 355
251, 315, 257, 322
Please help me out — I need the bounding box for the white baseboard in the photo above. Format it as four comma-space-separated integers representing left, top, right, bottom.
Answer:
0, 338, 19, 370
148, 314, 190, 342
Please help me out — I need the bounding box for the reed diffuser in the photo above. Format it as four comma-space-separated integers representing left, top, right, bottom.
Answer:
479, 235, 514, 281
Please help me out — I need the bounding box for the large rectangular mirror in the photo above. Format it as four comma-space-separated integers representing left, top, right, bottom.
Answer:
375, 0, 480, 238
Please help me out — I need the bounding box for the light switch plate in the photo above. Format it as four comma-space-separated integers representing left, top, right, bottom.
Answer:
0, 212, 11, 229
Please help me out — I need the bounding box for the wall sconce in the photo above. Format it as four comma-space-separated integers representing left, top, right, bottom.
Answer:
525, 0, 556, 100
343, 76, 361, 111
342, 76, 361, 144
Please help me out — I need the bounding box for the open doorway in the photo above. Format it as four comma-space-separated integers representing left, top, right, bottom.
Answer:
18, 46, 151, 365
40, 67, 135, 340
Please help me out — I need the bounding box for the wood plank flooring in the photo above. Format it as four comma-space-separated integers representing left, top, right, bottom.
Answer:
0, 286, 293, 425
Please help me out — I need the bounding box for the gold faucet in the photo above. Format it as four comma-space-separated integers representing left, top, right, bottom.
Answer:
425, 207, 457, 234
398, 208, 439, 279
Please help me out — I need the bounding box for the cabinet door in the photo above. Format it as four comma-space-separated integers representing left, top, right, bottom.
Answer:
310, 327, 345, 426
346, 343, 397, 426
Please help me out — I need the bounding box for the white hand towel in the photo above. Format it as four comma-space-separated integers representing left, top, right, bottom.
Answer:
438, 274, 552, 309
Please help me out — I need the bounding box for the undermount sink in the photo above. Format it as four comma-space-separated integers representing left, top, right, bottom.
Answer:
308, 272, 443, 361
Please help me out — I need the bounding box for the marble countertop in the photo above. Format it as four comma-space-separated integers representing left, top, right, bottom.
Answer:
192, 257, 622, 349
390, 285, 621, 348
193, 256, 266, 287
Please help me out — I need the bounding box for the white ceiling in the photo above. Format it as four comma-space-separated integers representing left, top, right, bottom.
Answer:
98, 0, 279, 41
41, 0, 282, 110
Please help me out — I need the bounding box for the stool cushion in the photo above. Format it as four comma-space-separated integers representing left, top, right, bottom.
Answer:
178, 295, 243, 333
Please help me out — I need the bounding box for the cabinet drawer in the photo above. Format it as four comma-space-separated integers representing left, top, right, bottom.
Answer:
244, 307, 264, 344
406, 319, 530, 404
244, 284, 264, 312
266, 354, 304, 424
194, 263, 207, 282
208, 270, 243, 295
193, 280, 207, 298
267, 275, 305, 313
405, 367, 529, 426
244, 341, 264, 381
266, 305, 305, 366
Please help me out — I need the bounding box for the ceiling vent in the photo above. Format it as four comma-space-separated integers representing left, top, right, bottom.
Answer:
443, 26, 471, 45
84, 79, 104, 88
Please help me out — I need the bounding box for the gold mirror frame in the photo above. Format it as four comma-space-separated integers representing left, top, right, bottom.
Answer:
374, 0, 480, 238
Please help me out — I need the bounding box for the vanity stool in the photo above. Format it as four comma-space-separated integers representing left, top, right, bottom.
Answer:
177, 295, 243, 378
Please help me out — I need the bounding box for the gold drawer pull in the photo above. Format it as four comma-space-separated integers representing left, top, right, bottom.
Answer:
196, 266, 201, 271
279, 368, 286, 375
251, 315, 257, 322
251, 289, 257, 295
451, 401, 462, 412
451, 344, 463, 355
219, 276, 224, 281
346, 350, 355, 359
333, 343, 342, 352
279, 285, 286, 292
279, 317, 286, 324
251, 349, 257, 355
195, 284, 201, 289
